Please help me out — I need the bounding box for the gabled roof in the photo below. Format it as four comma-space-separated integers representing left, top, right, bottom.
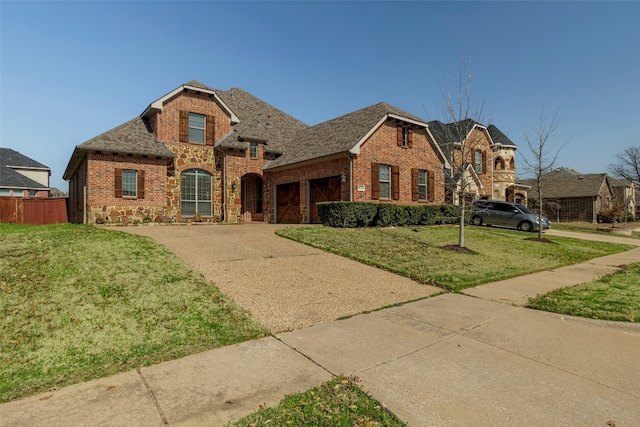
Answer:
521, 169, 611, 199
215, 87, 308, 154
141, 80, 239, 123
63, 117, 175, 180
0, 148, 50, 190
428, 120, 516, 148
266, 102, 448, 170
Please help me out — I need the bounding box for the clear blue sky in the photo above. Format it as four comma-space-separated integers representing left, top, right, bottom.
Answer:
2, 1, 639, 192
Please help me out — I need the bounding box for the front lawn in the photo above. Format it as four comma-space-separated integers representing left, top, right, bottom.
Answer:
527, 263, 640, 322
0, 224, 268, 403
276, 226, 633, 292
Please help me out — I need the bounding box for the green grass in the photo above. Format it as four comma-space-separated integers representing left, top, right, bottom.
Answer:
527, 263, 640, 322
553, 222, 640, 239
0, 224, 268, 403
226, 376, 405, 427
277, 226, 633, 292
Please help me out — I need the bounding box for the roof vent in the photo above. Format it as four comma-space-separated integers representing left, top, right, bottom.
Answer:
578, 176, 584, 180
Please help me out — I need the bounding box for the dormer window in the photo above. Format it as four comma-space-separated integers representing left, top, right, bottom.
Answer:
179, 111, 215, 145
397, 125, 414, 148
189, 113, 205, 144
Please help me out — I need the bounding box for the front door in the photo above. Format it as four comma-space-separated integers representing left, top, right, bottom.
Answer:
276, 182, 301, 224
309, 176, 342, 223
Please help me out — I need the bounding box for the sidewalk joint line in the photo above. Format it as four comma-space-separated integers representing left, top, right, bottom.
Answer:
274, 337, 339, 378
136, 367, 170, 426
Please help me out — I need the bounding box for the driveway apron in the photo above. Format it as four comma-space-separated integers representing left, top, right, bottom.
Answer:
120, 223, 442, 333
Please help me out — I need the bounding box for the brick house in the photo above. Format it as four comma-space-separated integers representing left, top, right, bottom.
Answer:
521, 168, 613, 223
427, 120, 528, 205
1, 148, 51, 198
63, 81, 451, 224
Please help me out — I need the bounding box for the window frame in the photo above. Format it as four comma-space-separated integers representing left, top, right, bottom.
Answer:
188, 113, 206, 144
379, 164, 391, 199
474, 149, 484, 174
180, 169, 212, 217
249, 141, 258, 159
122, 169, 137, 198
418, 169, 427, 201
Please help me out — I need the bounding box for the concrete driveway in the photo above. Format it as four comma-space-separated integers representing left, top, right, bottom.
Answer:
121, 223, 442, 332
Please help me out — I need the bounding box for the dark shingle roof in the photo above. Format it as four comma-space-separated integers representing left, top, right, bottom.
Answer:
0, 148, 50, 190
266, 102, 425, 169
1, 148, 49, 169
74, 117, 175, 158
521, 170, 610, 199
487, 124, 516, 147
63, 117, 175, 180
214, 87, 308, 154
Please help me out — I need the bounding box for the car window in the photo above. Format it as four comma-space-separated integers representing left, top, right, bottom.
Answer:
516, 204, 532, 214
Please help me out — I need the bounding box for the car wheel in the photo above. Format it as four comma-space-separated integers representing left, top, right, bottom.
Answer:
518, 221, 533, 232
471, 216, 483, 226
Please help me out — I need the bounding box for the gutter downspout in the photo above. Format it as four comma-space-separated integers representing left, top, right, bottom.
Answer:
346, 153, 353, 201
83, 185, 87, 224
222, 151, 226, 223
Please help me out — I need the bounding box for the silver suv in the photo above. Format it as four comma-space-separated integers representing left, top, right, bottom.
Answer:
471, 200, 551, 232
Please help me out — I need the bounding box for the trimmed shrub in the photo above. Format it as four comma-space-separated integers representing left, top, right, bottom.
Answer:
317, 202, 468, 228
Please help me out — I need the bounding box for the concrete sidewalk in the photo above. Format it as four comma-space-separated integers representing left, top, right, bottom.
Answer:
2, 228, 639, 426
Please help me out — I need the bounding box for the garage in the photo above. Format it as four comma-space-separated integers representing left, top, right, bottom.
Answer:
309, 176, 342, 223
276, 182, 301, 224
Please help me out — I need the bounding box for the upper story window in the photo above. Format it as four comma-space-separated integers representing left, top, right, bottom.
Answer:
179, 111, 215, 145
474, 149, 484, 174
189, 113, 206, 144
397, 126, 414, 148
250, 142, 258, 159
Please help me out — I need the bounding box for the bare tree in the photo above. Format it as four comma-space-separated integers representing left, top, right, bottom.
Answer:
521, 104, 569, 239
434, 60, 487, 248
608, 145, 640, 186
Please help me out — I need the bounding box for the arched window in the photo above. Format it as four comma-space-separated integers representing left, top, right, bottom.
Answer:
181, 169, 212, 216
494, 157, 505, 170
509, 157, 515, 171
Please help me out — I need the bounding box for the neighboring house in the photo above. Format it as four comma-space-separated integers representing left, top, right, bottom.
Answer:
521, 168, 613, 223
427, 120, 527, 205
0, 148, 51, 198
609, 178, 636, 220
64, 81, 452, 224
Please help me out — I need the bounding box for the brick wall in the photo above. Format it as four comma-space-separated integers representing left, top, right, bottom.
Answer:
153, 90, 232, 145
85, 152, 168, 223
352, 120, 445, 204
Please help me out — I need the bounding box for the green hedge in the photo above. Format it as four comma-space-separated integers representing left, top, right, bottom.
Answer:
317, 202, 469, 228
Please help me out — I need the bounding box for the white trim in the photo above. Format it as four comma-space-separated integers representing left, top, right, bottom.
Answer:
387, 113, 429, 128
141, 84, 240, 123
349, 115, 388, 155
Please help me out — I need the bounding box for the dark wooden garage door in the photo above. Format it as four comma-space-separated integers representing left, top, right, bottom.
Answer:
277, 182, 301, 224
309, 176, 342, 224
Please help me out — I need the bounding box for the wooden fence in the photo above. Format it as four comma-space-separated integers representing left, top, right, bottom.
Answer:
0, 197, 68, 225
